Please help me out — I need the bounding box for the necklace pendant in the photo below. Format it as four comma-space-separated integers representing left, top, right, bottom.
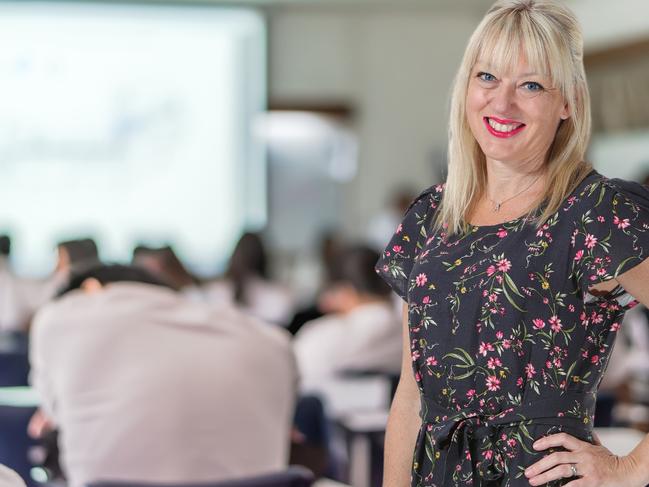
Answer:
493, 202, 501, 212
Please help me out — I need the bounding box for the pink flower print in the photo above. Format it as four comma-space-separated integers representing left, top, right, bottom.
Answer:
415, 371, 421, 382
411, 350, 420, 361
392, 245, 402, 253
487, 265, 496, 276
485, 375, 501, 391
496, 275, 504, 284
502, 339, 511, 349
488, 293, 498, 302
484, 450, 494, 460
516, 377, 523, 387
542, 297, 549, 304
479, 341, 495, 356
533, 318, 545, 330
610, 322, 621, 332
415, 273, 428, 287
545, 360, 553, 369
591, 355, 599, 364
497, 259, 512, 272
574, 250, 584, 261
396, 223, 403, 234
422, 296, 430, 304
497, 229, 508, 238
584, 234, 598, 249
614, 216, 630, 229
466, 389, 476, 398
549, 316, 562, 333
568, 304, 575, 312
426, 356, 438, 366
496, 331, 504, 340
597, 215, 605, 223
507, 438, 517, 448
525, 363, 536, 379
487, 357, 502, 369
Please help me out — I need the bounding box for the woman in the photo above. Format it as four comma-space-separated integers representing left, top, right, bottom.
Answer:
376, 1, 649, 486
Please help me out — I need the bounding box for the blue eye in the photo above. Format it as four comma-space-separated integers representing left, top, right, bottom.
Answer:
477, 71, 496, 82
522, 81, 544, 92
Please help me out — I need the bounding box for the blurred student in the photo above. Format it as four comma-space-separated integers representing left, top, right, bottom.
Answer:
132, 245, 203, 299
0, 236, 56, 332
55, 238, 100, 278
203, 232, 296, 326
294, 245, 402, 413
29, 265, 297, 487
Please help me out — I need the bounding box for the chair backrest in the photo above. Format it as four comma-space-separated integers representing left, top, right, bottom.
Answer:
0, 405, 38, 487
0, 332, 30, 388
87, 466, 315, 487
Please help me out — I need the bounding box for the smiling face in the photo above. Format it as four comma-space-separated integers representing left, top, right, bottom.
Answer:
465, 57, 570, 169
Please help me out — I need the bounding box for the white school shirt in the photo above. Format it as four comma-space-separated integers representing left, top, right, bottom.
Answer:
30, 282, 297, 487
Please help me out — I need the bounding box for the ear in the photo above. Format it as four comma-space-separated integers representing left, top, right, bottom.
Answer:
559, 101, 570, 121
81, 277, 103, 294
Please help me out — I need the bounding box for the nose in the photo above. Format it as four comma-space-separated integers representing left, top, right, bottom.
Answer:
490, 82, 517, 114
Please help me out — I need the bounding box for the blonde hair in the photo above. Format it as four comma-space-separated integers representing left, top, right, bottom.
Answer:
435, 0, 593, 236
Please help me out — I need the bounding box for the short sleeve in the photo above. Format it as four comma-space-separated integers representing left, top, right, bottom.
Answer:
569, 177, 649, 307
374, 184, 442, 302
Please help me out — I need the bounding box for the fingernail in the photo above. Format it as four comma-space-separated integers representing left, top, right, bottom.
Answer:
532, 441, 540, 449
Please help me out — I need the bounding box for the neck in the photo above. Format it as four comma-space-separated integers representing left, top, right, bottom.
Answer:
483, 160, 547, 202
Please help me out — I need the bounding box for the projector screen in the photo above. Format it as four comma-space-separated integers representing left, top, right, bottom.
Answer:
0, 2, 266, 276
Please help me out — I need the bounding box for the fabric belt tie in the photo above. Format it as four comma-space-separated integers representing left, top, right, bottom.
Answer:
420, 390, 596, 484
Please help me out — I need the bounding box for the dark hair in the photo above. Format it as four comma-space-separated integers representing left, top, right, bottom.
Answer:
225, 232, 268, 305
0, 235, 10, 257
58, 264, 174, 297
330, 245, 391, 298
57, 238, 100, 271
131, 245, 199, 290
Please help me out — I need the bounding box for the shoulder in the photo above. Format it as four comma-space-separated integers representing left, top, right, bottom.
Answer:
572, 171, 649, 212
405, 183, 445, 215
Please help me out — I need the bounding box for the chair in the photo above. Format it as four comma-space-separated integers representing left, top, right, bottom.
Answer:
0, 332, 30, 387
0, 405, 39, 487
87, 466, 315, 487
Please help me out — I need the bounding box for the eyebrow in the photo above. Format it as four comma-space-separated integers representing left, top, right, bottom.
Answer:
474, 64, 543, 78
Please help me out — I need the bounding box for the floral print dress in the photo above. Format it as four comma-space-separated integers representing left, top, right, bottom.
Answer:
375, 169, 649, 486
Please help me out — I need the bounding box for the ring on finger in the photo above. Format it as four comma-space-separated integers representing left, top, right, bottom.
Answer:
570, 463, 578, 477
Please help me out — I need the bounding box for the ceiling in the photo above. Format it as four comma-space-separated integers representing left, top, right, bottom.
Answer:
149, 0, 496, 13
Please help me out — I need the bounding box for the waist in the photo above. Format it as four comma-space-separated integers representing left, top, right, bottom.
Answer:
421, 388, 595, 441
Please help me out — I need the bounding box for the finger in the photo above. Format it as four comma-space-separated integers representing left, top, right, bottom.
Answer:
528, 463, 578, 486
533, 432, 587, 452
525, 451, 576, 478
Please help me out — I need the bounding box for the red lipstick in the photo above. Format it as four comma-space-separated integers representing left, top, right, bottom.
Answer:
483, 116, 526, 138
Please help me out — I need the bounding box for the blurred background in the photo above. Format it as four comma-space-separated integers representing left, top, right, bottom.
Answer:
0, 0, 648, 486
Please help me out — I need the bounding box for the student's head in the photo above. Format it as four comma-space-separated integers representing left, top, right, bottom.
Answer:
56, 238, 100, 275
226, 232, 268, 304
0, 235, 10, 257
59, 264, 174, 297
132, 245, 197, 290
227, 232, 268, 279
319, 245, 391, 313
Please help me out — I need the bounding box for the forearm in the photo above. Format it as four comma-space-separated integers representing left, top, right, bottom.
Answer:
383, 382, 422, 487
626, 432, 649, 485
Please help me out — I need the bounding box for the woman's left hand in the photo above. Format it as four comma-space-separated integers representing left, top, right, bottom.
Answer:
524, 431, 644, 486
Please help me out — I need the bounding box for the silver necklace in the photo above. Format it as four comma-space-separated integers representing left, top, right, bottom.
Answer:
487, 174, 542, 212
